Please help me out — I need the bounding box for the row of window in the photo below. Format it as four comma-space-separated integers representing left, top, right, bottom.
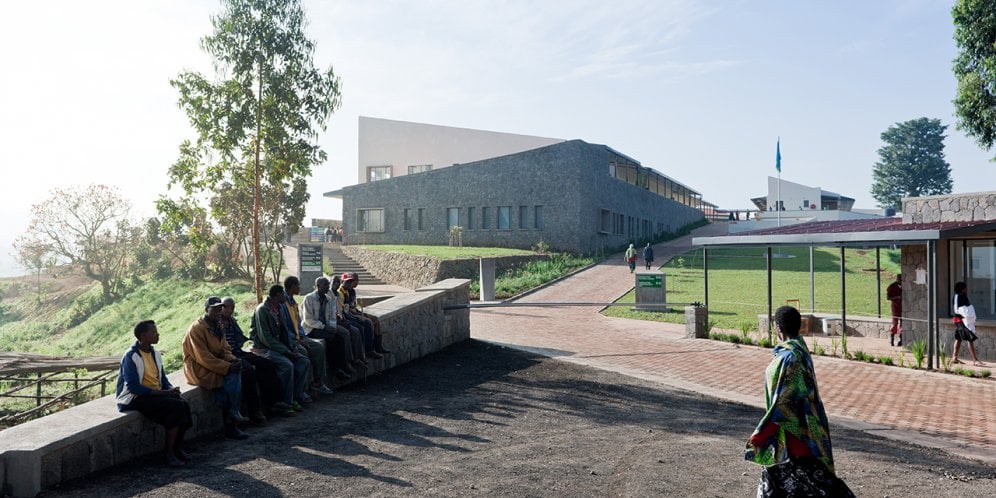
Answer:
599, 209, 666, 239
608, 160, 703, 210
366, 164, 433, 182
356, 206, 545, 233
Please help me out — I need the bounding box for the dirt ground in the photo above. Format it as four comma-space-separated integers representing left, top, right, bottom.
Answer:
43, 340, 996, 497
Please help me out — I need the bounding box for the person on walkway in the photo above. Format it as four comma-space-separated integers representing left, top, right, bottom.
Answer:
324, 226, 333, 243
952, 282, 984, 366
181, 296, 249, 440
249, 284, 311, 416
642, 243, 654, 270
116, 320, 193, 468
745, 305, 853, 496
340, 272, 391, 355
624, 243, 637, 273
284, 275, 335, 396
886, 274, 902, 347
220, 296, 278, 423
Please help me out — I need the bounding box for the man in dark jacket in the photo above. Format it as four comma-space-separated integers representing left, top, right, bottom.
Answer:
220, 296, 279, 422
249, 285, 310, 416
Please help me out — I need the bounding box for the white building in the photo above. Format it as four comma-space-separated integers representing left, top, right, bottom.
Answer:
357, 116, 565, 183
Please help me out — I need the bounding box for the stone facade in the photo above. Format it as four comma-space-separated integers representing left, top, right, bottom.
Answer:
340, 140, 705, 255
341, 245, 549, 289
902, 191, 996, 224
0, 279, 471, 497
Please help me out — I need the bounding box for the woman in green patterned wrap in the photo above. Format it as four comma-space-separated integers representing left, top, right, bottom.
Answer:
745, 305, 852, 497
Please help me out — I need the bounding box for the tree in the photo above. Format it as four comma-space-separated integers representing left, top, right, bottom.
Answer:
952, 0, 996, 154
870, 118, 953, 211
12, 234, 55, 305
15, 185, 136, 303
165, 0, 342, 302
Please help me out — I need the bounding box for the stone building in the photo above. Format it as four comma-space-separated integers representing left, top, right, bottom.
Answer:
326, 139, 707, 254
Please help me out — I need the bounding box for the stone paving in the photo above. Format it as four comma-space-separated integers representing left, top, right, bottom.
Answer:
470, 224, 996, 465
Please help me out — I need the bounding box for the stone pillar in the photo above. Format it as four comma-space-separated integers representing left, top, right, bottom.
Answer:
479, 258, 496, 301
685, 306, 708, 338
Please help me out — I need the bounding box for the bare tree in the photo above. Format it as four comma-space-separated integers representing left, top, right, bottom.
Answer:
18, 184, 136, 303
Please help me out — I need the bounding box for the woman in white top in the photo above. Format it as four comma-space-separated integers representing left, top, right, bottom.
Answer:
952, 282, 983, 366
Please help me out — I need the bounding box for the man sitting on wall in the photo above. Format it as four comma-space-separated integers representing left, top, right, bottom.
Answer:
219, 296, 279, 422
181, 296, 249, 440
331, 274, 378, 362
283, 276, 335, 396
249, 284, 311, 416
340, 272, 391, 355
301, 276, 365, 381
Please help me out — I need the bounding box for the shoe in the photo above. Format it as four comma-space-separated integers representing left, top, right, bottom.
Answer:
889, 336, 894, 347
897, 337, 902, 347
224, 425, 250, 440
352, 359, 369, 369
166, 455, 186, 468
174, 449, 191, 462
273, 402, 296, 417
249, 412, 267, 425
299, 393, 314, 404
334, 368, 352, 380
228, 411, 250, 425
367, 350, 384, 360
318, 384, 335, 395
374, 335, 392, 355
291, 401, 304, 412
374, 346, 391, 355
342, 363, 357, 375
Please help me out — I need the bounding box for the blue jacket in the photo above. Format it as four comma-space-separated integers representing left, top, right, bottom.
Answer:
115, 341, 173, 411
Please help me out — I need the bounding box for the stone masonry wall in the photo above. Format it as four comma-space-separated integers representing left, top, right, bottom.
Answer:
902, 191, 996, 223
341, 246, 548, 289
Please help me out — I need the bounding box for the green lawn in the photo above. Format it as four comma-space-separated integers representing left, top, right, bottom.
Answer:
603, 246, 902, 329
356, 245, 535, 259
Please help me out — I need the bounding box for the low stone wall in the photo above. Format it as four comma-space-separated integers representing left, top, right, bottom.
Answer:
757, 313, 891, 338
341, 246, 547, 289
0, 279, 471, 498
902, 191, 996, 224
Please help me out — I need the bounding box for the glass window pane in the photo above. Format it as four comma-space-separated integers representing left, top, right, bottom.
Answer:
969, 240, 996, 319
535, 205, 543, 230
447, 207, 460, 229
498, 206, 511, 229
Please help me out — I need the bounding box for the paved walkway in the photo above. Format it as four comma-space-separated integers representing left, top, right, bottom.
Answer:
470, 224, 996, 465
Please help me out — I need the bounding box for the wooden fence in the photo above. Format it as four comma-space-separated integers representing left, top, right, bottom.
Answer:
0, 352, 119, 428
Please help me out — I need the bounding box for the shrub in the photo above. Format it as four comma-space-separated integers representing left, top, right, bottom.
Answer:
877, 355, 894, 366
758, 336, 773, 348
66, 287, 106, 328
910, 339, 927, 369
980, 370, 991, 378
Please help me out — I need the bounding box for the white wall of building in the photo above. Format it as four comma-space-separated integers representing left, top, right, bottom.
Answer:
766, 176, 823, 211
357, 116, 564, 183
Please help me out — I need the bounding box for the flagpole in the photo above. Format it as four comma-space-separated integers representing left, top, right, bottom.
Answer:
776, 137, 781, 227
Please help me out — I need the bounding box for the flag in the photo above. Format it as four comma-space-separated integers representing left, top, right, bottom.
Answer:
775, 138, 781, 173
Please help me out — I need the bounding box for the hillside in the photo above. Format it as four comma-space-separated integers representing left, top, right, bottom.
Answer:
0, 274, 257, 372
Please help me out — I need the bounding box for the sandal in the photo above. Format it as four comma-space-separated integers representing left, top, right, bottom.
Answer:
952, 359, 964, 364
974, 361, 985, 367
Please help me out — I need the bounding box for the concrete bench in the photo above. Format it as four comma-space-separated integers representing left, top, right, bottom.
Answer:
0, 278, 471, 497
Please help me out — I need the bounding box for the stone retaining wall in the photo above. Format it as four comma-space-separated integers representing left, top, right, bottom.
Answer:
341, 246, 548, 289
0, 279, 470, 497
902, 191, 996, 224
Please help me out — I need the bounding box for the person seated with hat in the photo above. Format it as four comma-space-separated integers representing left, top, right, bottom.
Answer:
339, 272, 391, 355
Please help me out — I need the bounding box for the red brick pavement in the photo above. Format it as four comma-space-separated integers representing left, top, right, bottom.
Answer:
471, 225, 996, 464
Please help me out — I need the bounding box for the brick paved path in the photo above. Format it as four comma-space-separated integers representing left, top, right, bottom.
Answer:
471, 224, 996, 464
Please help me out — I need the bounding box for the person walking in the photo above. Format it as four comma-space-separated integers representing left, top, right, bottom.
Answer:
624, 243, 637, 273
886, 274, 902, 346
642, 243, 654, 270
952, 281, 984, 366
745, 305, 853, 496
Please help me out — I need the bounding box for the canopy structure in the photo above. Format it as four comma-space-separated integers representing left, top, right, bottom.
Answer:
692, 218, 996, 369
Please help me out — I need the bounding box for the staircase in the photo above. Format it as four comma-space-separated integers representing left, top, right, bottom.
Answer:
325, 245, 385, 285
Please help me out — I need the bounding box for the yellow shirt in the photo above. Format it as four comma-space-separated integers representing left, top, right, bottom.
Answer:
139, 349, 161, 390
287, 300, 303, 339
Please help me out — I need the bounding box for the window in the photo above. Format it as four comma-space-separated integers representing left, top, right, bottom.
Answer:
600, 209, 611, 234
498, 206, 511, 230
403, 208, 412, 231
534, 205, 544, 230
417, 208, 425, 230
408, 164, 432, 175
950, 240, 996, 319
519, 206, 529, 230
357, 209, 384, 232
467, 207, 475, 230
366, 165, 391, 182
482, 207, 491, 229
447, 207, 460, 229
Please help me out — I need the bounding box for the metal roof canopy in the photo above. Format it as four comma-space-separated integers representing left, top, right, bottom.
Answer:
691, 218, 996, 370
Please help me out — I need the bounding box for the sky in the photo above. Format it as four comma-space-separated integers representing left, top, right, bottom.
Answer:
1, 0, 994, 277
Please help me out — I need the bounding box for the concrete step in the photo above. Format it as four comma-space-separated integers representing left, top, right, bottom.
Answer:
325, 247, 385, 284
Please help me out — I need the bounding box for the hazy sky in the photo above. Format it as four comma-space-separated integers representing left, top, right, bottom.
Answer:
1, 0, 993, 276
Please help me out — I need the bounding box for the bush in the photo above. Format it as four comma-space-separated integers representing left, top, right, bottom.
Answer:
66, 287, 107, 328
877, 355, 894, 366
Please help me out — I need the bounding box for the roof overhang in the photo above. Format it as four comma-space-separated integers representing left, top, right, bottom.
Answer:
323, 189, 344, 199
693, 219, 996, 248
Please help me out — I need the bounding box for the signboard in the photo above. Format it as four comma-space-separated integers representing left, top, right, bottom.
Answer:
637, 274, 663, 288
308, 226, 324, 242
299, 244, 324, 272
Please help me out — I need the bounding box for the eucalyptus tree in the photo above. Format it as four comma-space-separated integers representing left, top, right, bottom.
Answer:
164, 0, 341, 301
870, 118, 952, 211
